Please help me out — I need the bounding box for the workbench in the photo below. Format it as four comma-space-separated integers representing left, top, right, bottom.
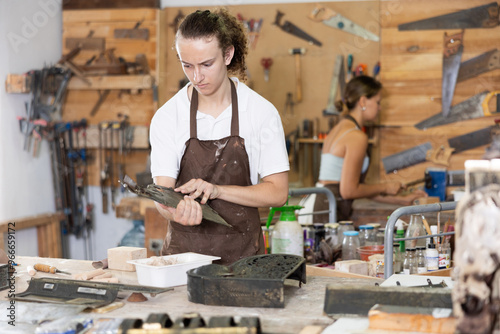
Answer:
0, 256, 382, 334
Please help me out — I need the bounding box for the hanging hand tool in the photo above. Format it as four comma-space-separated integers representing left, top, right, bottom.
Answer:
373, 62, 381, 79
99, 121, 110, 214
382, 142, 433, 174
442, 31, 464, 118
284, 92, 295, 117
289, 48, 306, 103
114, 19, 149, 40
260, 58, 273, 82
324, 55, 345, 115
448, 126, 494, 154
398, 2, 499, 30
457, 48, 500, 83
308, 4, 379, 42
415, 91, 500, 129
34, 263, 71, 275
274, 10, 322, 46
346, 54, 353, 81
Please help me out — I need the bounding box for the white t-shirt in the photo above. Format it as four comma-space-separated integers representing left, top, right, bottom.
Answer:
150, 78, 290, 185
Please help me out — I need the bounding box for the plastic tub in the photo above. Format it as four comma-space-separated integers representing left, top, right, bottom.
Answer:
127, 252, 220, 287
357, 245, 384, 261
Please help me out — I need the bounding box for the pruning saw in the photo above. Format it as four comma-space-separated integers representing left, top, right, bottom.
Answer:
309, 4, 379, 42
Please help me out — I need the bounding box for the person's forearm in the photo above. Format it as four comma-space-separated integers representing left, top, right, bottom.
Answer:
341, 182, 387, 200
216, 173, 289, 208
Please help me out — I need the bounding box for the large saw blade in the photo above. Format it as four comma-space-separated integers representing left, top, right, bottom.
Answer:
415, 91, 490, 129
120, 175, 231, 227
398, 2, 499, 30
442, 31, 464, 118
458, 49, 500, 82
383, 142, 433, 174
448, 127, 493, 154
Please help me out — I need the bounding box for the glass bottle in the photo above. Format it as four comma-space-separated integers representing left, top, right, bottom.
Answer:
402, 248, 411, 275
416, 246, 427, 274
342, 231, 360, 260
405, 215, 427, 248
324, 223, 339, 249
393, 242, 402, 274
408, 248, 418, 275
358, 225, 376, 247
338, 221, 354, 245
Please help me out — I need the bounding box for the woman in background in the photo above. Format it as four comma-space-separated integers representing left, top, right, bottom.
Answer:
313, 75, 426, 223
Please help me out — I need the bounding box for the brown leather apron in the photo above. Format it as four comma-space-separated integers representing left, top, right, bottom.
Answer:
161, 80, 264, 265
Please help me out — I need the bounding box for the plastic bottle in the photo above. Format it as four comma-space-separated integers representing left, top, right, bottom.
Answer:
425, 243, 439, 271
408, 248, 418, 274
416, 246, 427, 274
405, 215, 427, 248
395, 219, 406, 253
402, 248, 410, 275
393, 242, 402, 274
267, 205, 304, 257
342, 231, 360, 260
324, 223, 339, 249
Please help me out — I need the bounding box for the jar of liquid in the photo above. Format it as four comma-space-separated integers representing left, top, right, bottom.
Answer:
342, 231, 360, 260
405, 215, 427, 248
338, 221, 354, 245
358, 225, 377, 247
324, 222, 339, 249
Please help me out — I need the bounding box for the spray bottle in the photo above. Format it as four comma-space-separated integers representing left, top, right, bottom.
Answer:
266, 204, 304, 257
395, 219, 406, 253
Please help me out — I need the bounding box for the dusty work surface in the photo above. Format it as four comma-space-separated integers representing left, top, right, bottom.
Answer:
0, 256, 382, 333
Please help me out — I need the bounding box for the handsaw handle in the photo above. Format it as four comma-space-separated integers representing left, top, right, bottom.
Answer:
34, 263, 56, 274
308, 5, 338, 22
482, 90, 500, 116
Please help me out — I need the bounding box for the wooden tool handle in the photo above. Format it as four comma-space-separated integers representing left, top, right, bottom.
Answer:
295, 54, 302, 103
34, 263, 56, 274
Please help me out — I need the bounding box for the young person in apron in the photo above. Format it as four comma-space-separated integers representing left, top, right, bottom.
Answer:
149, 9, 289, 265
313, 76, 426, 223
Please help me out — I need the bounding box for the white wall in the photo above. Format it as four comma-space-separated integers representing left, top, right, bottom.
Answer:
0, 0, 134, 261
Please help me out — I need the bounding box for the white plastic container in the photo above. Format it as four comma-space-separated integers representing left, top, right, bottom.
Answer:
127, 252, 220, 287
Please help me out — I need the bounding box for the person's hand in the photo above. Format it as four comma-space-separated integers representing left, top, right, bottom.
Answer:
384, 181, 403, 195
175, 178, 220, 205
398, 189, 428, 205
163, 196, 203, 226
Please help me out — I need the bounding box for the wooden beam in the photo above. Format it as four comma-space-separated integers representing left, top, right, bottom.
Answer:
63, 0, 160, 10
0, 213, 65, 234
324, 284, 453, 316
68, 74, 154, 90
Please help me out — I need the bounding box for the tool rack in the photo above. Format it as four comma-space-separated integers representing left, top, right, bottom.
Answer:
383, 201, 457, 278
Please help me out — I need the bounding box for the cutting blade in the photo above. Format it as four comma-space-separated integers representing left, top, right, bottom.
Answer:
382, 142, 433, 174
458, 49, 500, 83
442, 31, 464, 118
415, 91, 490, 129
323, 14, 379, 42
398, 2, 499, 30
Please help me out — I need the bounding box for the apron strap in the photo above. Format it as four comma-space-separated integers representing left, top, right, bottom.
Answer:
189, 78, 239, 139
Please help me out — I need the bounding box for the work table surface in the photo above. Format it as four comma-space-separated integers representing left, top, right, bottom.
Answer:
1, 256, 382, 333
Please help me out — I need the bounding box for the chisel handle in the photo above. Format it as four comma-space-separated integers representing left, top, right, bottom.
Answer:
34, 263, 57, 274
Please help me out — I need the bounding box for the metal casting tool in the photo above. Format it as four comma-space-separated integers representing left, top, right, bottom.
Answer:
289, 48, 306, 102
415, 91, 500, 129
324, 54, 346, 115
309, 4, 379, 42
187, 254, 306, 308
442, 31, 464, 118
120, 175, 231, 227
457, 49, 500, 83
15, 277, 171, 307
274, 10, 322, 46
33, 263, 71, 275
398, 2, 499, 30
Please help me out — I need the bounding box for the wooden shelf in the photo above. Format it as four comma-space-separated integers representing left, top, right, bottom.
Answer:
68, 74, 155, 90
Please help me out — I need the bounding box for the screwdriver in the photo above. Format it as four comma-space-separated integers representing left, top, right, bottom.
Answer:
33, 263, 71, 275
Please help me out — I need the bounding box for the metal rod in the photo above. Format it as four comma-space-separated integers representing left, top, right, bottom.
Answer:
394, 232, 455, 242
288, 187, 336, 223
384, 201, 457, 278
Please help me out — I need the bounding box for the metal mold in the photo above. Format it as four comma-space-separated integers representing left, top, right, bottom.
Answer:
187, 254, 306, 308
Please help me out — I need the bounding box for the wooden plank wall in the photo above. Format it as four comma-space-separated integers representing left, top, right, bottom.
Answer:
160, 2, 381, 186
61, 8, 160, 186
379, 0, 500, 193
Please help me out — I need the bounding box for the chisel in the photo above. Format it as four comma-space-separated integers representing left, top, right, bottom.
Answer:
33, 263, 71, 275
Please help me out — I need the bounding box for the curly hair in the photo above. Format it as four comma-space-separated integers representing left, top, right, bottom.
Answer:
176, 9, 248, 80
335, 75, 382, 114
